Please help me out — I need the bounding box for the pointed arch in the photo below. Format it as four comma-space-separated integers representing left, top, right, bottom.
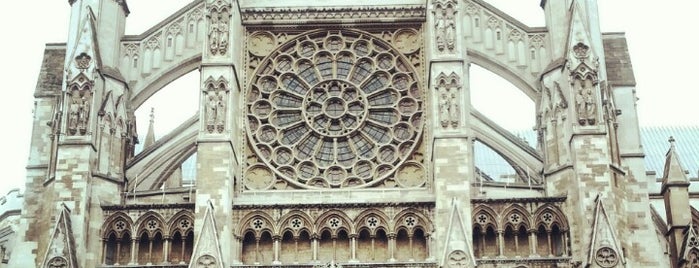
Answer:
315, 209, 354, 236
277, 210, 314, 237
532, 204, 569, 231
393, 208, 433, 236
500, 204, 531, 231
134, 211, 167, 238
237, 210, 276, 238
354, 209, 390, 236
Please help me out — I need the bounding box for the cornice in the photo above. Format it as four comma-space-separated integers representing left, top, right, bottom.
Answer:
232, 201, 435, 210
241, 5, 426, 25
471, 196, 566, 204
101, 202, 195, 211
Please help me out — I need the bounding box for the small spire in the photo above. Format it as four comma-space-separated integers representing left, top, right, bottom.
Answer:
662, 135, 688, 185
144, 107, 156, 148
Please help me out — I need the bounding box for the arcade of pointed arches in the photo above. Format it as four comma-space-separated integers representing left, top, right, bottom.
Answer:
236, 208, 433, 265
100, 211, 195, 265
472, 204, 569, 259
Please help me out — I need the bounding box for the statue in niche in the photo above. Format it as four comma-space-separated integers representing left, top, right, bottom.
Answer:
437, 72, 460, 129
435, 4, 456, 53
448, 90, 459, 127
205, 81, 227, 133
575, 78, 596, 125
208, 5, 230, 56
67, 89, 90, 136
439, 86, 450, 127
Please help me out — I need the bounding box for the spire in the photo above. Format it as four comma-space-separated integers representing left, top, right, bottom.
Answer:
41, 204, 78, 268
662, 136, 689, 186
188, 200, 224, 268
144, 107, 156, 148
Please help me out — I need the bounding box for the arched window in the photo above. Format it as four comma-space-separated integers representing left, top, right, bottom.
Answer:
279, 231, 295, 264
551, 225, 564, 256
336, 229, 350, 262
536, 225, 549, 256
413, 228, 428, 261
473, 225, 483, 257
395, 229, 411, 261
484, 226, 498, 256
105, 233, 118, 265
258, 231, 274, 264
241, 231, 257, 264
503, 226, 516, 257
297, 230, 312, 263
517, 225, 530, 257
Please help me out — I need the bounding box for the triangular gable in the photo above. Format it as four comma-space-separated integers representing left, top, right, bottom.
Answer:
587, 195, 625, 267
66, 6, 102, 85
188, 200, 224, 268
41, 203, 78, 268
440, 198, 477, 268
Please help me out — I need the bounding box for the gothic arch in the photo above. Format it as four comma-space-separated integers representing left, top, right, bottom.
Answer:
237, 211, 276, 238
393, 209, 433, 236
277, 210, 314, 237
134, 211, 167, 238
472, 205, 499, 231
102, 212, 134, 239
315, 210, 354, 236
500, 204, 531, 231
167, 210, 195, 237
532, 204, 569, 231
354, 209, 391, 236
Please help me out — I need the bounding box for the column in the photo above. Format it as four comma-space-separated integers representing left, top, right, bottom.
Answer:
497, 231, 505, 257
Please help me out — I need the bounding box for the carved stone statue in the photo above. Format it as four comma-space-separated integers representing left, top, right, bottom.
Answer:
575, 79, 596, 126
204, 78, 228, 134
436, 72, 460, 129
435, 4, 456, 53
208, 4, 231, 56
67, 90, 90, 136
439, 86, 450, 127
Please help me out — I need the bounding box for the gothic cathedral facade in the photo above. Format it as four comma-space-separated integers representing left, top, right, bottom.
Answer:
5, 0, 696, 267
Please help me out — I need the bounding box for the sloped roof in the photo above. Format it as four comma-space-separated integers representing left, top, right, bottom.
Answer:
641, 126, 699, 179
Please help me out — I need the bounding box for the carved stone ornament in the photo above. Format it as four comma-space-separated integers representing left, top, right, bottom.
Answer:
435, 72, 460, 128
573, 71, 597, 126
447, 250, 469, 268
246, 29, 424, 189
240, 5, 426, 25
595, 247, 619, 267
207, 0, 231, 56
197, 254, 217, 268
434, 0, 457, 53
67, 82, 92, 136
46, 256, 68, 268
203, 76, 228, 133
573, 42, 590, 60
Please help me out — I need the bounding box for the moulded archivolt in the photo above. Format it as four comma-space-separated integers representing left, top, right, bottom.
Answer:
245, 29, 425, 189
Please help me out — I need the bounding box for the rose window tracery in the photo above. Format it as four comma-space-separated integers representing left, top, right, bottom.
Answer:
246, 30, 424, 189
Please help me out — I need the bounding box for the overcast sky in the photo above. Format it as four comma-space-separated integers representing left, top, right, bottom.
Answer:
0, 0, 696, 196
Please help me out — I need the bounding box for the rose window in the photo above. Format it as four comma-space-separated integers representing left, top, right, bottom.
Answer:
246, 30, 424, 189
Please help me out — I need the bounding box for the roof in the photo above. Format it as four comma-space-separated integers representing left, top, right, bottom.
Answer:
642, 126, 699, 179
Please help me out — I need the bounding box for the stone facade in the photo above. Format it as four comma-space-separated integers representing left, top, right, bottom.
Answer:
4, 0, 696, 267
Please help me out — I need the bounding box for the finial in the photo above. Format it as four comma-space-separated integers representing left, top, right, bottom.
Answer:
669, 136, 675, 143
149, 107, 155, 123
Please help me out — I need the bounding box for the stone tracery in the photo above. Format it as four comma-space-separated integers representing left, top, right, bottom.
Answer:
246, 29, 425, 189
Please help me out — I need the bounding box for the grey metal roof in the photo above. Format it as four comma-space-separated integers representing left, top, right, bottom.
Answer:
641, 126, 699, 179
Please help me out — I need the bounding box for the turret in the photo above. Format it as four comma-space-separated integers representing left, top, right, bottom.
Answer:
662, 137, 691, 267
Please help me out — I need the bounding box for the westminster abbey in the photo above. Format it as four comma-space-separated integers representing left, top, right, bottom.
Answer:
0, 0, 697, 267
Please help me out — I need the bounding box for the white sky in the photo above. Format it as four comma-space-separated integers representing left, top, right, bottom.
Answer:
0, 0, 696, 195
